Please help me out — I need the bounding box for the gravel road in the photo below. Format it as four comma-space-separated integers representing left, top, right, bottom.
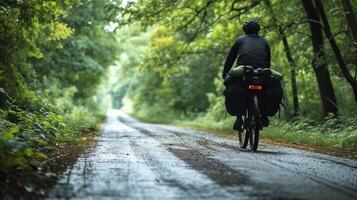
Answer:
46, 110, 357, 200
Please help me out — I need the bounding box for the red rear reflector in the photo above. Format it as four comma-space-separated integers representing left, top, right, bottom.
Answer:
248, 85, 263, 90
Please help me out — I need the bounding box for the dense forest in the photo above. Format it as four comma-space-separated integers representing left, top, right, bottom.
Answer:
110, 0, 357, 150
0, 0, 120, 172
0, 0, 357, 193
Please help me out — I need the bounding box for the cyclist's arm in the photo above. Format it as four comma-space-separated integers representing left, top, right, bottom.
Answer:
222, 40, 239, 79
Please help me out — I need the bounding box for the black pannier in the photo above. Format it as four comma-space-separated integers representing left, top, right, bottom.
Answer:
223, 79, 248, 116
261, 79, 283, 116
223, 75, 283, 117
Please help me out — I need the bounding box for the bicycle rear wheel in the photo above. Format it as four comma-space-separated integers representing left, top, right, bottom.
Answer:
249, 95, 260, 151
249, 128, 259, 151
238, 127, 250, 148
239, 110, 251, 149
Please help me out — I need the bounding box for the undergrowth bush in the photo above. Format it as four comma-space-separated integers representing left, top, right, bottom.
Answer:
264, 115, 357, 151
0, 88, 102, 173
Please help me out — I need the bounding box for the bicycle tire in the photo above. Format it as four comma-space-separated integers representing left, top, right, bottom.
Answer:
249, 127, 259, 151
239, 108, 252, 149
238, 128, 250, 148
249, 95, 260, 151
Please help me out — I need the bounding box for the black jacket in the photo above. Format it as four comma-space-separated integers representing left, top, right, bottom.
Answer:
222, 34, 271, 79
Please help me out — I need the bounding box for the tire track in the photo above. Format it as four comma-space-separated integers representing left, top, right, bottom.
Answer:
121, 117, 357, 200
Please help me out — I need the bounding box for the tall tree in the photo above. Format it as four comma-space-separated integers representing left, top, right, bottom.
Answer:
314, 0, 357, 102
301, 0, 338, 116
340, 0, 357, 98
340, 0, 357, 45
264, 0, 299, 116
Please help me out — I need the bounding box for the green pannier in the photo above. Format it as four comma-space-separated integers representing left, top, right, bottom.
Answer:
228, 65, 283, 80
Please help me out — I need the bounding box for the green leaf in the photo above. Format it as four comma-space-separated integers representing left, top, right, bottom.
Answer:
4, 125, 20, 140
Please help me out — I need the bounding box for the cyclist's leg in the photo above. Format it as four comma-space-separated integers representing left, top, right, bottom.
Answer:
261, 115, 269, 127
233, 115, 243, 132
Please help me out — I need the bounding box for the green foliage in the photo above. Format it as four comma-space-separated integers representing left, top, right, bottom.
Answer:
0, 95, 100, 172
0, 0, 120, 172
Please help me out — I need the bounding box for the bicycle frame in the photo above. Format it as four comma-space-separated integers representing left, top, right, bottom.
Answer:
239, 66, 270, 151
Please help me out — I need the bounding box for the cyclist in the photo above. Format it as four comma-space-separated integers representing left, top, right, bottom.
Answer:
222, 20, 271, 132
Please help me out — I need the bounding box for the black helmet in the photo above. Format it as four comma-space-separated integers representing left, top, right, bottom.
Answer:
243, 20, 260, 34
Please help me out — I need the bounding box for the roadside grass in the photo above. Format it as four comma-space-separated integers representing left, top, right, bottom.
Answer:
178, 116, 357, 154
0, 124, 101, 199
134, 112, 357, 155
262, 118, 357, 153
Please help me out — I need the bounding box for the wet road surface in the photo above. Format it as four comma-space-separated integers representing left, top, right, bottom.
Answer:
47, 110, 357, 200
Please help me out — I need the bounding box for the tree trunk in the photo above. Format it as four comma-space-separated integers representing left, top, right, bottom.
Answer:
276, 65, 290, 118
341, 0, 357, 44
263, 0, 299, 116
281, 32, 300, 116
341, 0, 357, 101
315, 0, 357, 102
353, 84, 357, 101
301, 0, 338, 117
